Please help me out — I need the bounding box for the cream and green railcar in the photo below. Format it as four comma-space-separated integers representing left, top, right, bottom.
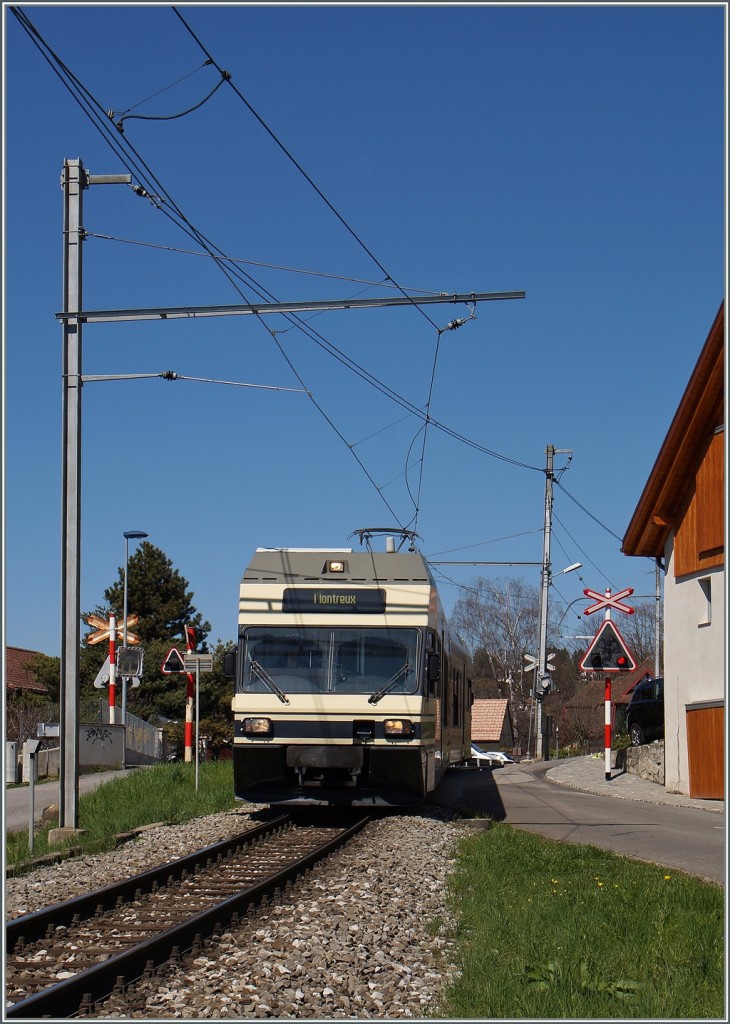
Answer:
227, 544, 472, 807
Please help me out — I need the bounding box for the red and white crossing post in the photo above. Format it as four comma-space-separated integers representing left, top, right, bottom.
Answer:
604, 675, 612, 782
184, 626, 196, 763
108, 613, 116, 725
579, 588, 636, 782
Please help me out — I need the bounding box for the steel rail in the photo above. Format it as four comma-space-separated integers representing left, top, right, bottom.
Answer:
5, 815, 370, 1019
6, 814, 289, 952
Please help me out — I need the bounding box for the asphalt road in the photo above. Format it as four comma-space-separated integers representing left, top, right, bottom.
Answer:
4, 769, 140, 833
432, 762, 725, 885
6, 763, 725, 886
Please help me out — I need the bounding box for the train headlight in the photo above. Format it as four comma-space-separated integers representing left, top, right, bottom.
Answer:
384, 719, 414, 738
243, 717, 273, 736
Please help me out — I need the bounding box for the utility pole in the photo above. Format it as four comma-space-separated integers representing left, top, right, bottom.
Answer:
534, 444, 575, 759
58, 160, 131, 833
59, 158, 84, 833
535, 444, 554, 760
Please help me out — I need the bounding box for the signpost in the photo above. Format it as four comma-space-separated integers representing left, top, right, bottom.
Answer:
92, 656, 111, 690
183, 627, 197, 765
26, 739, 41, 854
524, 652, 555, 674
184, 653, 213, 792
582, 587, 635, 617
85, 613, 139, 645
580, 588, 636, 782
161, 648, 186, 674
86, 613, 139, 724
117, 647, 144, 687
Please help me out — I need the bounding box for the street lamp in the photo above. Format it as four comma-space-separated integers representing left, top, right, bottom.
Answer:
122, 531, 148, 746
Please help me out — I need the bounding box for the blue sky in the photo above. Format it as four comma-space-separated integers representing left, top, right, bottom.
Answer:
3, 3, 726, 658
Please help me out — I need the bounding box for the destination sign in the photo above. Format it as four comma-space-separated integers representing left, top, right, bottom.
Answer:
282, 588, 386, 614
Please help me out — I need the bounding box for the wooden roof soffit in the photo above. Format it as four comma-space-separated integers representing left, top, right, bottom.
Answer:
622, 303, 725, 558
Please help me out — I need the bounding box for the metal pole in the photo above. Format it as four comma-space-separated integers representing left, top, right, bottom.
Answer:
59, 158, 85, 831
195, 663, 200, 793
535, 445, 555, 760
57, 290, 527, 325
184, 628, 195, 764
122, 530, 147, 764
122, 535, 129, 770
28, 753, 36, 855
604, 675, 612, 781
59, 162, 131, 832
122, 538, 130, 769
108, 614, 116, 726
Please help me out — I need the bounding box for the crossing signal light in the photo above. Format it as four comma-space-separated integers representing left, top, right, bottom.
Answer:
579, 619, 636, 673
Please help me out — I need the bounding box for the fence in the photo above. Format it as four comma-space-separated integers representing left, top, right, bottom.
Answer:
8, 705, 165, 780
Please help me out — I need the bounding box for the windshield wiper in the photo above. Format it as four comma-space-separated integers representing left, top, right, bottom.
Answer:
249, 658, 290, 705
368, 662, 411, 705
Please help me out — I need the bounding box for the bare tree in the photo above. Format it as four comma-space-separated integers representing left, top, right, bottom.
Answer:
452, 576, 540, 747
619, 600, 663, 671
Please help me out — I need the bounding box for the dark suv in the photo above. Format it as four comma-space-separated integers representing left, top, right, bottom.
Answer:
626, 676, 664, 745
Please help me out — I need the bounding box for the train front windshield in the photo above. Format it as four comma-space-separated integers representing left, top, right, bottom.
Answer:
239, 627, 420, 697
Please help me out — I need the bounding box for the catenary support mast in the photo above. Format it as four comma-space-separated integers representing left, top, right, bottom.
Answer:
58, 156, 524, 828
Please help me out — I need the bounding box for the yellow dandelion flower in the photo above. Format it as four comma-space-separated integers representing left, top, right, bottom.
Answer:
664, 874, 671, 880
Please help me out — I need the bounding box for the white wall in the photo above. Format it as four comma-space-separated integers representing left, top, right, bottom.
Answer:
663, 538, 725, 794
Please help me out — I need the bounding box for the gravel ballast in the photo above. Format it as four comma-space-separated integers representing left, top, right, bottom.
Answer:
6, 806, 466, 1019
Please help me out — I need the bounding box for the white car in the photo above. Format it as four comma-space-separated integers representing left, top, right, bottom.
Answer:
484, 750, 516, 767
467, 743, 493, 769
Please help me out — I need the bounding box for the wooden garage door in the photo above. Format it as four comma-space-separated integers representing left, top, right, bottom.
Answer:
686, 703, 724, 800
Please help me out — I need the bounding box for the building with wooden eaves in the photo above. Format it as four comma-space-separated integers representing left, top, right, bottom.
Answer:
622, 303, 724, 799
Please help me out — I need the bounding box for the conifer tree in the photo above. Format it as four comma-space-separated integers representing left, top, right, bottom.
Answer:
103, 541, 210, 647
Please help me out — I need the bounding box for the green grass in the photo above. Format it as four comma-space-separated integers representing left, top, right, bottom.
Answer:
6, 768, 724, 1018
6, 762, 239, 868
438, 823, 725, 1019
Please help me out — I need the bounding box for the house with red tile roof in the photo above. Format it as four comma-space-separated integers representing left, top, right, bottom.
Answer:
5, 646, 50, 697
470, 698, 515, 751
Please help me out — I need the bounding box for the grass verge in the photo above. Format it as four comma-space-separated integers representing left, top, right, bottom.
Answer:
6, 762, 238, 869
7, 767, 724, 1018
438, 822, 724, 1019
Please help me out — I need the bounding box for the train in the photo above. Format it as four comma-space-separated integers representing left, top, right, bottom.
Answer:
224, 529, 473, 807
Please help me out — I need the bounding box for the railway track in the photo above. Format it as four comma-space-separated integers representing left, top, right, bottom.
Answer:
5, 812, 370, 1019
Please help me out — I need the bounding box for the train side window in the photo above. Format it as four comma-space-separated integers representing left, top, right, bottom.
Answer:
426, 631, 441, 696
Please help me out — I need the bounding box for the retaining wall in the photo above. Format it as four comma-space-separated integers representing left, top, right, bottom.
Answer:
613, 741, 664, 785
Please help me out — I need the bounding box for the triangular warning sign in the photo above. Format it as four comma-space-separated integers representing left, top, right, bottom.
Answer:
579, 619, 636, 673
161, 647, 186, 674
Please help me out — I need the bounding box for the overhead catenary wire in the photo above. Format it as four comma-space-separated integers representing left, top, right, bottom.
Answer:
172, 6, 444, 335
79, 370, 309, 392
109, 58, 214, 117
13, 6, 540, 486
10, 8, 409, 527
554, 479, 625, 543
13, 7, 618, 556
110, 67, 230, 132
85, 233, 444, 294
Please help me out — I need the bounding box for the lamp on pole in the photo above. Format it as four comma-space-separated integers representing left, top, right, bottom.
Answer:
122, 530, 148, 754
535, 555, 582, 760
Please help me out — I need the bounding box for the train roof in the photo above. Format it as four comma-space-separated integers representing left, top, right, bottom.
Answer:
243, 547, 434, 586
